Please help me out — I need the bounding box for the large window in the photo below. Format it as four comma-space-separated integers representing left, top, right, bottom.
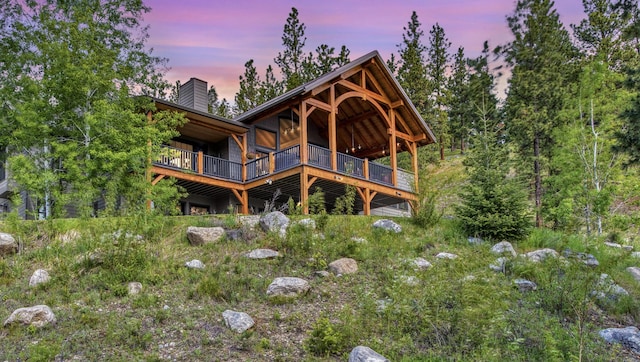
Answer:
279, 118, 300, 149
256, 128, 276, 150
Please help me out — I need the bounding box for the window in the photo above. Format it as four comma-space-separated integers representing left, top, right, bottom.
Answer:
256, 128, 276, 150
279, 118, 300, 149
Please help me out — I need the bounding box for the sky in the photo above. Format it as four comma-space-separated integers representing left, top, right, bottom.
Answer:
143, 0, 587, 103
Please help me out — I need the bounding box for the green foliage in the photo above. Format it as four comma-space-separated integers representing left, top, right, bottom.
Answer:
456, 119, 531, 240
304, 317, 346, 357
411, 175, 443, 228
332, 185, 356, 215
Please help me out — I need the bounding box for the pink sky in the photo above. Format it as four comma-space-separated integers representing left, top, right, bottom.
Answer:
144, 0, 586, 103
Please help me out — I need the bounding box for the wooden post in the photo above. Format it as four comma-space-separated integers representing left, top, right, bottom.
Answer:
363, 158, 369, 180
389, 109, 398, 187
329, 85, 337, 171
242, 135, 247, 181
301, 169, 309, 214
269, 152, 275, 174
300, 102, 308, 164
412, 141, 419, 192
197, 151, 204, 174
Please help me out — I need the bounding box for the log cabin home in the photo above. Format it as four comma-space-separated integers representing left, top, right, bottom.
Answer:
150, 50, 437, 215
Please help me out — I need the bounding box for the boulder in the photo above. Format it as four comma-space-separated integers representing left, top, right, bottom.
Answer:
631, 251, 640, 258
593, 274, 628, 302
260, 211, 290, 238
185, 259, 205, 269
372, 219, 402, 233
489, 257, 508, 273
222, 310, 255, 333
562, 249, 599, 267
4, 305, 56, 328
436, 252, 458, 260
491, 241, 517, 257
514, 278, 537, 292
245, 248, 280, 259
186, 226, 225, 246
29, 269, 50, 287
524, 248, 559, 263
468, 237, 485, 245
128, 282, 143, 295
238, 215, 260, 228
412, 257, 432, 270
348, 346, 389, 362
0, 232, 18, 256
266, 277, 310, 298
604, 241, 622, 248
626, 267, 640, 283
599, 326, 640, 354
328, 258, 358, 275
226, 229, 243, 241
295, 218, 316, 229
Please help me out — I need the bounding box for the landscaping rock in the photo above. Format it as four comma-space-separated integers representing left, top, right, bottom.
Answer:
491, 241, 517, 257
29, 269, 50, 287
631, 251, 640, 258
245, 248, 280, 259
186, 226, 225, 246
514, 279, 537, 292
266, 277, 310, 298
490, 257, 508, 273
626, 267, 640, 283
260, 211, 290, 238
348, 346, 389, 362
372, 219, 402, 233
185, 259, 205, 269
593, 274, 628, 302
226, 229, 243, 241
623, 245, 634, 251
4, 305, 56, 328
238, 215, 260, 228
295, 218, 316, 229
0, 232, 18, 256
562, 249, 599, 267
400, 275, 419, 286
222, 310, 255, 333
412, 257, 432, 270
128, 282, 143, 295
524, 248, 559, 263
604, 241, 622, 248
468, 237, 484, 245
599, 326, 640, 354
436, 252, 458, 260
328, 258, 358, 275
351, 237, 368, 244
315, 271, 330, 278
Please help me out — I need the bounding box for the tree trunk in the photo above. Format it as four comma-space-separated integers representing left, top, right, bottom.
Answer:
534, 133, 542, 227
440, 134, 445, 161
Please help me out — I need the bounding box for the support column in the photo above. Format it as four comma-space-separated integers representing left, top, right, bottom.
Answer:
411, 141, 419, 192
329, 85, 337, 171
389, 109, 398, 186
301, 168, 309, 214
300, 102, 308, 164
231, 189, 249, 215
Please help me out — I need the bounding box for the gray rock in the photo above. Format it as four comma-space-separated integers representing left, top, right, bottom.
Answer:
266, 277, 310, 298
185, 259, 205, 269
631, 251, 640, 258
222, 310, 255, 333
563, 249, 599, 267
238, 215, 260, 228
226, 229, 243, 241
604, 241, 622, 248
0, 232, 18, 256
412, 257, 432, 270
468, 237, 485, 245
348, 346, 389, 362
315, 270, 330, 278
245, 248, 280, 259
186, 226, 225, 246
524, 248, 559, 263
376, 299, 392, 313
260, 211, 290, 238
351, 237, 368, 244
623, 245, 634, 251
436, 252, 458, 260
372, 219, 402, 233
491, 241, 517, 257
489, 257, 508, 273
295, 218, 316, 229
593, 274, 628, 301
514, 278, 537, 292
400, 275, 419, 286
626, 267, 640, 283
128, 282, 143, 295
29, 269, 50, 287
328, 258, 358, 275
4, 305, 56, 328
599, 326, 640, 354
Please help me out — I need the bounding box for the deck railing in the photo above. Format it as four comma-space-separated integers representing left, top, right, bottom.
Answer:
157, 146, 197, 172
275, 145, 300, 171
0, 162, 5, 181
156, 144, 415, 191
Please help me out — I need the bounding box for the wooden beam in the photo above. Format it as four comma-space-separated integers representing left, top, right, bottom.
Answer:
389, 109, 398, 187
329, 85, 337, 171
337, 79, 390, 106
308, 176, 318, 189
305, 98, 332, 113
307, 105, 317, 116
391, 100, 404, 108
231, 189, 249, 215
335, 91, 391, 127
412, 141, 419, 192
151, 166, 244, 190
387, 128, 414, 141
301, 168, 309, 214
300, 102, 308, 164
306, 167, 417, 201
231, 134, 245, 153
151, 174, 165, 186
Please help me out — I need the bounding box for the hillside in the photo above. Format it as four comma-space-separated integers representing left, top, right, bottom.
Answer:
1, 209, 640, 361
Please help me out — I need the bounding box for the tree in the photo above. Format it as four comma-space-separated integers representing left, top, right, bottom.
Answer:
426, 23, 452, 161
447, 47, 470, 153
0, 0, 184, 218
259, 65, 284, 102
455, 104, 531, 240
235, 59, 262, 114
274, 7, 307, 91
501, 0, 576, 227
395, 11, 430, 116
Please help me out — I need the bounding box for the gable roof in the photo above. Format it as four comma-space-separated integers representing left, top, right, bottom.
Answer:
233, 50, 436, 146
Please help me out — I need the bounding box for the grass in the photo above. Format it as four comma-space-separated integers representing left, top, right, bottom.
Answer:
0, 213, 639, 361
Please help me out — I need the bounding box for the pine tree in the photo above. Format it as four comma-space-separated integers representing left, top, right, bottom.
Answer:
501, 0, 577, 227
426, 23, 452, 161
456, 106, 531, 240
274, 7, 307, 91
235, 59, 262, 114
447, 47, 470, 153
395, 11, 430, 116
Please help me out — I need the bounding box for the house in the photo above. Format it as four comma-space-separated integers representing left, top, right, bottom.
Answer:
150, 50, 436, 215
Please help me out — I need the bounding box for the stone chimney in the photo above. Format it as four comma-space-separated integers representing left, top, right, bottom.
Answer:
178, 78, 208, 112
